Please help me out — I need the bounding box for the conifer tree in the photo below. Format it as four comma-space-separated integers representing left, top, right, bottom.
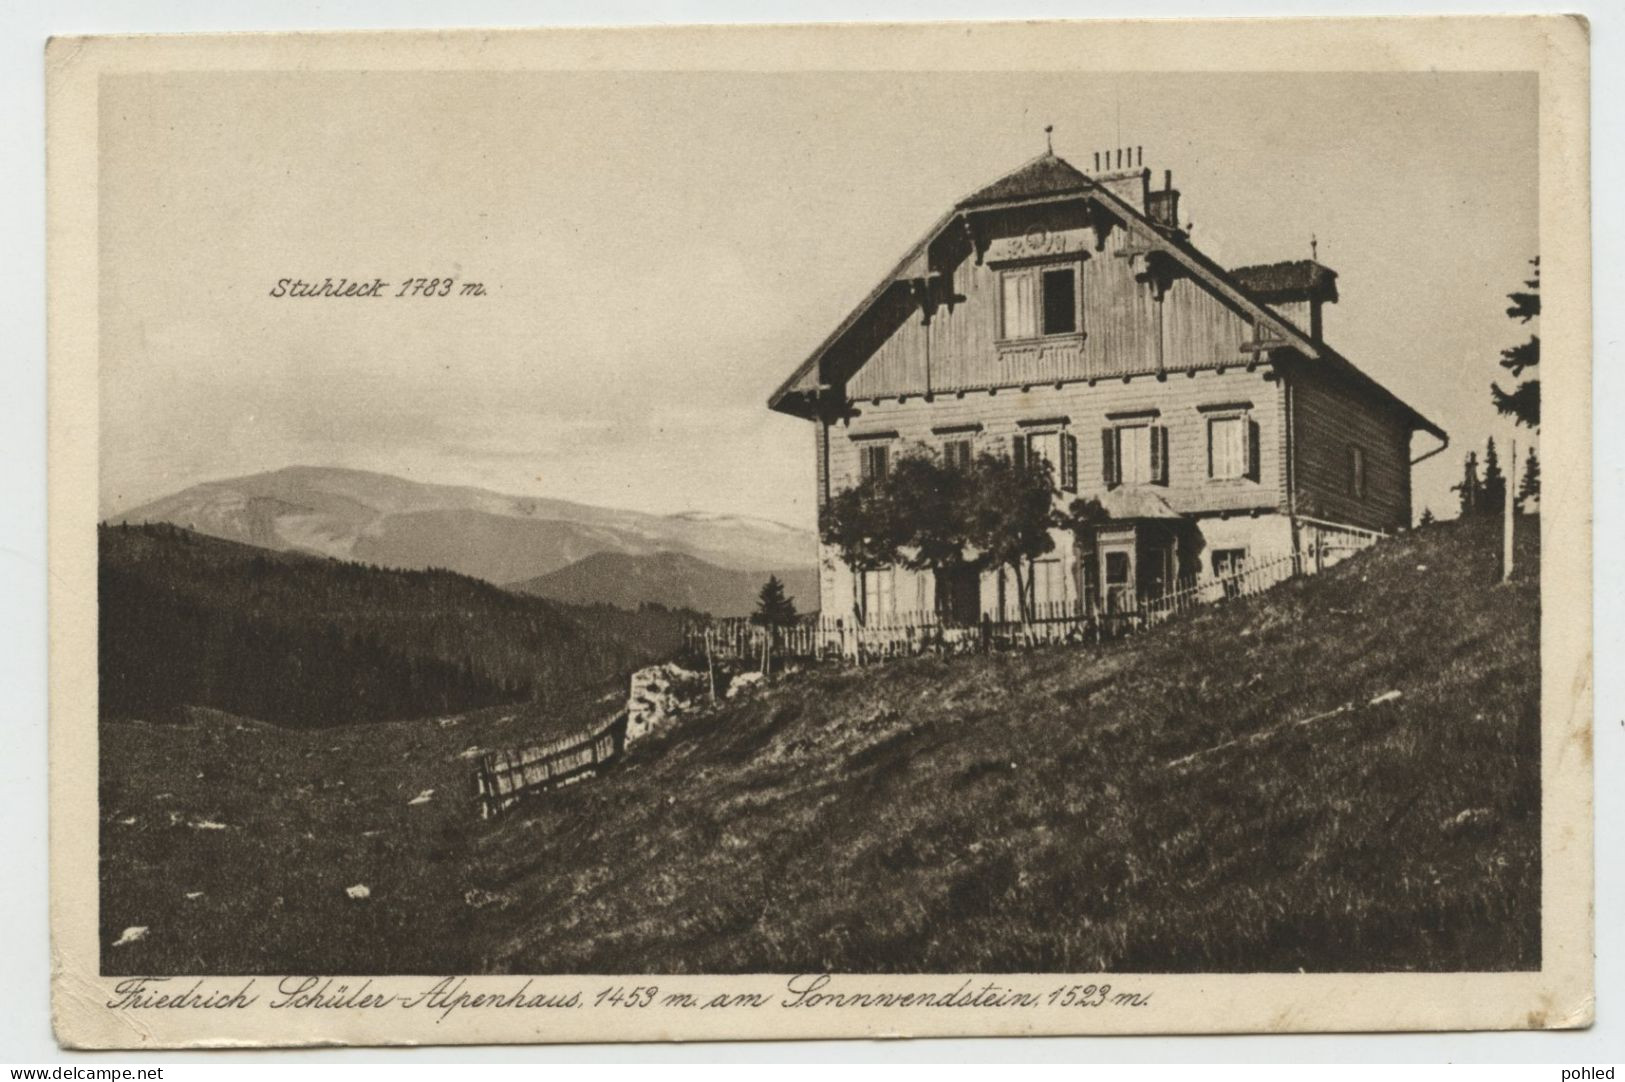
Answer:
1482, 437, 1507, 516
1453, 450, 1483, 517
1517, 445, 1541, 511
752, 574, 799, 629
1492, 257, 1540, 429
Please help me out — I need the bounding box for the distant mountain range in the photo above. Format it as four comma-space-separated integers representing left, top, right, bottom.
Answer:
108, 467, 819, 599
508, 550, 820, 619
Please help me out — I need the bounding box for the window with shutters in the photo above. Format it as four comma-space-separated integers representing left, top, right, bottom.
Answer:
859, 443, 889, 481
1104, 423, 1168, 487
999, 263, 1082, 341
1203, 412, 1260, 483
942, 438, 974, 471
1013, 430, 1077, 492
1208, 416, 1246, 480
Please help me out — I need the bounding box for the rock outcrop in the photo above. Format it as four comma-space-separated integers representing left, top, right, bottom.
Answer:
625, 663, 708, 745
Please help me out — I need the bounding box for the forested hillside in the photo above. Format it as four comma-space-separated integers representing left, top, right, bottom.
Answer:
98, 524, 691, 726
508, 549, 818, 617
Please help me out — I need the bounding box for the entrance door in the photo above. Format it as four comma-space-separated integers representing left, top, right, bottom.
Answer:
1101, 545, 1135, 614
1140, 535, 1176, 601
936, 565, 982, 626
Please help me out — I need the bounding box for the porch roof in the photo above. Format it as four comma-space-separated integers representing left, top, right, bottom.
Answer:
1097, 486, 1185, 522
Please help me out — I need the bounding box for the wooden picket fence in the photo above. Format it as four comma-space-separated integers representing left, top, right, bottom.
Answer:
689, 522, 1384, 667
473, 713, 628, 819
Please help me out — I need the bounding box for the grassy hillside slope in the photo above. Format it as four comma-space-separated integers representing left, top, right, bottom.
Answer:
100, 516, 1539, 975
99, 700, 605, 974
473, 516, 1539, 974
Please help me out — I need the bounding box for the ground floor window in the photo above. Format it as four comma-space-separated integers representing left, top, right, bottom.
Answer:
860, 568, 895, 619
1031, 558, 1067, 613
1211, 547, 1248, 598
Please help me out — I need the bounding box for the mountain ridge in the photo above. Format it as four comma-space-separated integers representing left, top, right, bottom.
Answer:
109, 465, 818, 585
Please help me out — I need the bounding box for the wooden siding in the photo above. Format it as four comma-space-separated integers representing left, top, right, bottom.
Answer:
826, 366, 1286, 517
1289, 365, 1412, 531
847, 209, 1256, 399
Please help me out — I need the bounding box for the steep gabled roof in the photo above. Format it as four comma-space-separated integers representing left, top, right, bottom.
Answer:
767, 154, 1443, 442
957, 151, 1093, 208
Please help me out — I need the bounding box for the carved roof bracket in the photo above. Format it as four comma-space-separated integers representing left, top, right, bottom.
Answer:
959, 215, 989, 266
907, 275, 940, 325
1134, 249, 1181, 301
1086, 198, 1126, 252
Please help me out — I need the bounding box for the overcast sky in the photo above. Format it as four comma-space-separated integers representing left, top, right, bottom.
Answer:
99, 70, 1537, 527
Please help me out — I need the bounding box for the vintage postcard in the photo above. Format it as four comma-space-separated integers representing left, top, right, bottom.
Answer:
47, 17, 1592, 1048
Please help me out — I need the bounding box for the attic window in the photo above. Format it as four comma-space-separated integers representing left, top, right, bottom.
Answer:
1000, 264, 1081, 341
1042, 268, 1077, 334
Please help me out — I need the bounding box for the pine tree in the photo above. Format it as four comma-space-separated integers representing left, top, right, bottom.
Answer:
1492, 257, 1540, 429
1419, 507, 1436, 527
1453, 450, 1483, 517
1517, 445, 1541, 512
752, 575, 799, 629
1481, 437, 1507, 516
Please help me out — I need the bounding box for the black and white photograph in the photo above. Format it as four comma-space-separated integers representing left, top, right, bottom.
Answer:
42, 17, 1593, 1047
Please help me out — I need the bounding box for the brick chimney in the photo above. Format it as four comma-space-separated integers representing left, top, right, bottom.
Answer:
1089, 150, 1181, 230
1089, 147, 1150, 213
1147, 169, 1181, 230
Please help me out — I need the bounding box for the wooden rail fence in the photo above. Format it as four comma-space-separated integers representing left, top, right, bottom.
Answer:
477, 519, 1386, 817
474, 713, 627, 819
689, 522, 1384, 666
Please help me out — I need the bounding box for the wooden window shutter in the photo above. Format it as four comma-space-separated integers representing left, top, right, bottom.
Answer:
1101, 428, 1118, 486
860, 444, 889, 481
1246, 418, 1262, 481
1060, 432, 1078, 492
1150, 425, 1169, 485
1012, 434, 1029, 469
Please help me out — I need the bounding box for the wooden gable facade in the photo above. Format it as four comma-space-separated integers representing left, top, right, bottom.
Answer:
770, 151, 1445, 622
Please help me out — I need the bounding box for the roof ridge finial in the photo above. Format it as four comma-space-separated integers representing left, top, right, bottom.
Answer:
1311, 233, 1319, 261
1044, 124, 1054, 155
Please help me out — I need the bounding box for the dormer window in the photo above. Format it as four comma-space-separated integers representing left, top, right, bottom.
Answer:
999, 263, 1081, 341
